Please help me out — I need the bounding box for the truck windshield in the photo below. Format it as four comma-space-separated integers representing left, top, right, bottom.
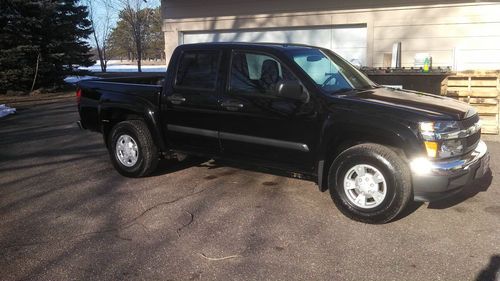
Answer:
287, 48, 376, 94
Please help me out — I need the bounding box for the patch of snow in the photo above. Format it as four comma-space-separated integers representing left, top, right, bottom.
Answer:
79, 61, 167, 73
0, 104, 16, 118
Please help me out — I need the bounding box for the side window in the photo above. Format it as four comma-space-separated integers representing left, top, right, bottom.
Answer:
230, 51, 296, 95
292, 53, 351, 91
175, 51, 220, 90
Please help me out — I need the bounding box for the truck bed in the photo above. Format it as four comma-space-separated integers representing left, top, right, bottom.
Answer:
77, 75, 165, 132
78, 75, 164, 94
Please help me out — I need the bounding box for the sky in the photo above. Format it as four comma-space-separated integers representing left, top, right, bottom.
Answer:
84, 0, 161, 47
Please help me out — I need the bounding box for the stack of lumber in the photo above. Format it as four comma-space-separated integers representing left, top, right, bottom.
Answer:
446, 73, 500, 134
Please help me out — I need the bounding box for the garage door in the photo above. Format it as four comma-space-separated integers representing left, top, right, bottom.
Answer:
182, 26, 367, 66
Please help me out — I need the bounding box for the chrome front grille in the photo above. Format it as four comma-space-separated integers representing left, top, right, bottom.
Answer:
460, 114, 481, 153
461, 114, 480, 129
466, 131, 481, 149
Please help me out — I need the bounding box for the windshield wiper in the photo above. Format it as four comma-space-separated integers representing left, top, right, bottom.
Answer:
331, 88, 361, 94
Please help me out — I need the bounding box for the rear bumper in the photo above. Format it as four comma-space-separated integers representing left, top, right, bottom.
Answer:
411, 140, 490, 202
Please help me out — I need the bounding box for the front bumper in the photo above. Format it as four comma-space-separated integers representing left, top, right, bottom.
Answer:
411, 140, 490, 202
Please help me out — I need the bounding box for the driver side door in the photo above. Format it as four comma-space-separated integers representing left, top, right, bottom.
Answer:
219, 50, 319, 173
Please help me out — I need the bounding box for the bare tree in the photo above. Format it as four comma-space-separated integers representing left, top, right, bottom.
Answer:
86, 0, 113, 72
115, 0, 158, 72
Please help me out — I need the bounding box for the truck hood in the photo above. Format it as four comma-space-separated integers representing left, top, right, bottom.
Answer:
337, 87, 476, 120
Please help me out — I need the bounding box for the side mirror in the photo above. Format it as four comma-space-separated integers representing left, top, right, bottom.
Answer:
277, 80, 309, 103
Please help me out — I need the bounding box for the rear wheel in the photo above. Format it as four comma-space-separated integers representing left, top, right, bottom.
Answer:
328, 143, 412, 224
108, 120, 158, 177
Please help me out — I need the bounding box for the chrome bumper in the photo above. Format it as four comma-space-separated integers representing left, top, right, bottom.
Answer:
410, 140, 488, 176
411, 140, 490, 202
429, 140, 488, 176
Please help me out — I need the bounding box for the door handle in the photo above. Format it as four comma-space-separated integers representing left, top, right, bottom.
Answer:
221, 101, 244, 111
167, 95, 186, 105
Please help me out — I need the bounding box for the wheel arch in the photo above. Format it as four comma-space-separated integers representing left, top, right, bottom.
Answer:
317, 120, 421, 192
100, 105, 167, 153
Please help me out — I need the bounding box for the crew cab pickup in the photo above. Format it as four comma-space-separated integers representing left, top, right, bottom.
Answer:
77, 43, 490, 223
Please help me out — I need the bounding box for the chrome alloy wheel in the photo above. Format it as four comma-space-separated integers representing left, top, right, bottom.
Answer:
116, 134, 139, 167
343, 164, 387, 209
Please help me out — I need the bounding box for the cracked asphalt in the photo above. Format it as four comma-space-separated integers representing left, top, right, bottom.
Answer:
1, 101, 499, 281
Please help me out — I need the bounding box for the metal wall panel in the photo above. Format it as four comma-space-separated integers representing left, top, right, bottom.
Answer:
182, 26, 368, 65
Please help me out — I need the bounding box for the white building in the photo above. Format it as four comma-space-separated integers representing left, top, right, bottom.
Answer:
161, 0, 500, 71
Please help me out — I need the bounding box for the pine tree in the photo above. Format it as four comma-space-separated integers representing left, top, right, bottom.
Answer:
0, 1, 42, 92
0, 0, 94, 93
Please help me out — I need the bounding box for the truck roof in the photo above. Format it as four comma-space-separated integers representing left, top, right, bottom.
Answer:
179, 42, 320, 51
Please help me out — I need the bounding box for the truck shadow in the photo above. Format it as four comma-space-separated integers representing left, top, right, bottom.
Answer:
476, 255, 500, 281
152, 157, 310, 179
150, 158, 493, 221
150, 157, 209, 176
392, 201, 424, 222
372, 169, 493, 222
427, 170, 493, 209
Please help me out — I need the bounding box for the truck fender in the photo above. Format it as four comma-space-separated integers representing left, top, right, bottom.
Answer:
99, 100, 167, 153
316, 116, 422, 192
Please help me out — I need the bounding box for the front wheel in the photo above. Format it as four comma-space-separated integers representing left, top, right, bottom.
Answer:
108, 120, 158, 177
328, 143, 412, 224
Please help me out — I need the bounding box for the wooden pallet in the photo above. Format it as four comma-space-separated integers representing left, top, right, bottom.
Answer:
446, 74, 500, 134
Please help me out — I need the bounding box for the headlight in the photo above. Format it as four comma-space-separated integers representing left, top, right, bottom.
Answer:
420, 120, 480, 140
419, 121, 476, 158
423, 139, 465, 158
439, 139, 465, 158
419, 121, 461, 140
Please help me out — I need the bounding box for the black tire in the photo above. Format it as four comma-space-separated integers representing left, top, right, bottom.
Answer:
328, 143, 412, 224
108, 120, 159, 177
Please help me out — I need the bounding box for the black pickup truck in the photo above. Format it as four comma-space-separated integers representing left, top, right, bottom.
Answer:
77, 43, 490, 223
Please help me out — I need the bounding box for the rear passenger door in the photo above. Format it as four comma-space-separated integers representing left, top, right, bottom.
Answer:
218, 50, 318, 172
162, 49, 223, 155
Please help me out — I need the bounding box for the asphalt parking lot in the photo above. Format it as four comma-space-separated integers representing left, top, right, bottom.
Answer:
0, 100, 499, 281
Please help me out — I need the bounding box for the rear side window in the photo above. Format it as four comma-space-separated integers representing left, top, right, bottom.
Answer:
175, 51, 220, 90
